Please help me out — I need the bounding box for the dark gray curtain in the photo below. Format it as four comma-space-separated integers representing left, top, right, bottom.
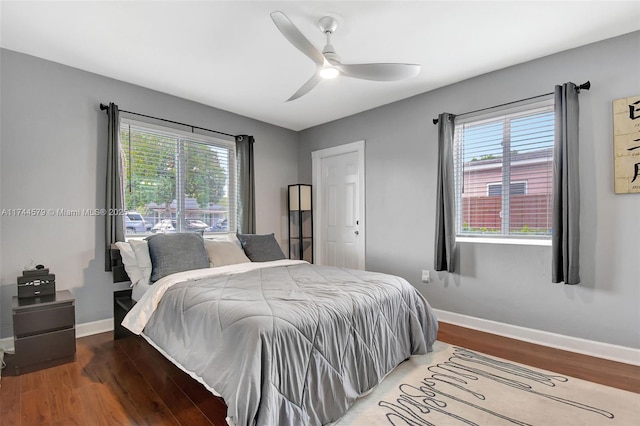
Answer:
552, 83, 581, 284
434, 113, 457, 272
105, 103, 124, 271
236, 135, 256, 234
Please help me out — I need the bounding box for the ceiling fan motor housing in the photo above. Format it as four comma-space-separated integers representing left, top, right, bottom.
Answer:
317, 16, 339, 34
318, 16, 340, 63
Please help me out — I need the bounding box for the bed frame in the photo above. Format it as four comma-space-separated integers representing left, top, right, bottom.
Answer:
110, 244, 136, 339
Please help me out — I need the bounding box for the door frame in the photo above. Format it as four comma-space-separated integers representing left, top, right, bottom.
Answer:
311, 140, 366, 268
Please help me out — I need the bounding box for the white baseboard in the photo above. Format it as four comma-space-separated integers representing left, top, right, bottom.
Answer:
0, 318, 114, 353
434, 309, 640, 366
0, 336, 13, 354
76, 318, 114, 338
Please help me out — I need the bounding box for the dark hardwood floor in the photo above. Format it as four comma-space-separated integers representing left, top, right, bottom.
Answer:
1, 322, 638, 425
437, 323, 639, 394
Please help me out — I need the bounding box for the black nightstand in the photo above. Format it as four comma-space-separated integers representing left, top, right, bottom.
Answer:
12, 289, 76, 375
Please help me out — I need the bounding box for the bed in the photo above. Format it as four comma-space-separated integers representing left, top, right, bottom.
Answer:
112, 232, 438, 426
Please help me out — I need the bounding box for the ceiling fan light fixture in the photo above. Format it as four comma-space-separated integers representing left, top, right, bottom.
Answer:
271, 11, 420, 100
319, 66, 339, 79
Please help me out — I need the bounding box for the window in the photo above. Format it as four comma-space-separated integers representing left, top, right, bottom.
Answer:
487, 181, 527, 197
120, 119, 236, 236
454, 100, 554, 238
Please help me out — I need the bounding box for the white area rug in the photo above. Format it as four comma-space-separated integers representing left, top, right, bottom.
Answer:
334, 341, 639, 426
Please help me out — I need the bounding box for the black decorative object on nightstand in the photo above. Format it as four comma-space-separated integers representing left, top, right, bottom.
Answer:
17, 268, 56, 298
12, 289, 76, 375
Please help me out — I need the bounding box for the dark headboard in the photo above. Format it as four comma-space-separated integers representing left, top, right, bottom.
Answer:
110, 244, 131, 283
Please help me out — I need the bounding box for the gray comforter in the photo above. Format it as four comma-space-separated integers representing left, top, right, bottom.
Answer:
138, 262, 438, 426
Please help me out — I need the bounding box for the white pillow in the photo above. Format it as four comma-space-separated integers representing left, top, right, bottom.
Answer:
205, 233, 241, 244
204, 239, 251, 267
115, 241, 143, 287
129, 239, 152, 287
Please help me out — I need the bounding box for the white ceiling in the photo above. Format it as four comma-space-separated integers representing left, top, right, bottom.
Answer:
1, 1, 639, 131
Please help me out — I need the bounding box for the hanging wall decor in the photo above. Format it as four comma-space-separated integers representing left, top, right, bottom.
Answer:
613, 95, 640, 194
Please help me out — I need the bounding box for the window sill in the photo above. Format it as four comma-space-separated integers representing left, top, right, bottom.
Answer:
124, 236, 148, 241
456, 236, 551, 246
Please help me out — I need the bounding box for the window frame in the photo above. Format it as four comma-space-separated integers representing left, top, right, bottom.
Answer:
119, 118, 237, 238
453, 98, 554, 243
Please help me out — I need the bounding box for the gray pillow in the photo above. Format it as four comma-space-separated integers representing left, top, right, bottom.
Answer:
237, 233, 286, 262
146, 233, 210, 282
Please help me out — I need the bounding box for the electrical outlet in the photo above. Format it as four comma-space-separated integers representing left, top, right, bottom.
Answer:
421, 269, 431, 283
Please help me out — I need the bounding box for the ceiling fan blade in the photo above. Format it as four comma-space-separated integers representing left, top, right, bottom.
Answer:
271, 11, 325, 67
336, 63, 420, 81
287, 72, 322, 102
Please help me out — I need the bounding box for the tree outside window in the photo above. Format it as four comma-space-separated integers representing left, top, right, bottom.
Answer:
120, 121, 235, 236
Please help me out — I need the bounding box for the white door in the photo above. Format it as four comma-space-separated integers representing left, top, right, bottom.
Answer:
312, 141, 365, 269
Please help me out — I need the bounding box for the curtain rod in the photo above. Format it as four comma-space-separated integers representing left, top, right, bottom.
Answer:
99, 103, 239, 138
432, 81, 591, 125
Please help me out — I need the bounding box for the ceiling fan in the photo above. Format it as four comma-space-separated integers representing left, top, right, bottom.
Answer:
270, 11, 421, 101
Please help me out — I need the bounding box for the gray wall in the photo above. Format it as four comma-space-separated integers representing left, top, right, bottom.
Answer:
0, 49, 299, 338
298, 32, 640, 349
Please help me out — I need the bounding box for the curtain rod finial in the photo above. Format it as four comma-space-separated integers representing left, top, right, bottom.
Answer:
432, 118, 439, 125
100, 103, 109, 111
579, 81, 591, 91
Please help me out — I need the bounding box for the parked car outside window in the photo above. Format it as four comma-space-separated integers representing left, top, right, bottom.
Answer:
124, 212, 148, 234
151, 219, 176, 233
186, 219, 209, 232
211, 218, 228, 231
151, 219, 210, 233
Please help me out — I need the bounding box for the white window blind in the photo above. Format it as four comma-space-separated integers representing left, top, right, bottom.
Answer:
120, 119, 236, 236
454, 100, 554, 238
